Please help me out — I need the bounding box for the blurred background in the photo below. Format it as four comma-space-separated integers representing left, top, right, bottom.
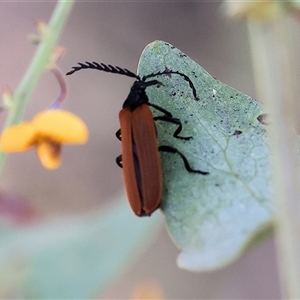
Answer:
0, 2, 281, 299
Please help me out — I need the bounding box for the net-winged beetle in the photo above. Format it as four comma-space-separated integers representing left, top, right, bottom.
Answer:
66, 62, 208, 216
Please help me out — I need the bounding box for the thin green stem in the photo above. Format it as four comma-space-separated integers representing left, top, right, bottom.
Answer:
0, 0, 74, 174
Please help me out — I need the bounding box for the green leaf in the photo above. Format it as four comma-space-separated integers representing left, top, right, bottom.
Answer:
137, 41, 273, 271
0, 197, 162, 298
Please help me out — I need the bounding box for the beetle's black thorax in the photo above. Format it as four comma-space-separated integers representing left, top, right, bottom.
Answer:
122, 79, 161, 111
122, 81, 149, 111
122, 80, 150, 111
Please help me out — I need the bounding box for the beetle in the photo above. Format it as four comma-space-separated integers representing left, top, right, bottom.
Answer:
66, 62, 208, 216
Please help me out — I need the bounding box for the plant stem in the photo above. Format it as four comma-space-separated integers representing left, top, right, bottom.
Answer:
0, 0, 74, 174
247, 18, 300, 298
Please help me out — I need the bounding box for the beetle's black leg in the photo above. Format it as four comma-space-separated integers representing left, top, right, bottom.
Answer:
148, 102, 172, 117
143, 70, 199, 101
149, 102, 191, 140
154, 115, 191, 140
116, 155, 123, 168
116, 128, 121, 141
158, 145, 208, 175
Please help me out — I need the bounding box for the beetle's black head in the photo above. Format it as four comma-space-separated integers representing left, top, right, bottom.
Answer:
122, 79, 162, 111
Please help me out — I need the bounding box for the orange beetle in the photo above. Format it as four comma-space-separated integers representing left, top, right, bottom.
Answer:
67, 62, 208, 216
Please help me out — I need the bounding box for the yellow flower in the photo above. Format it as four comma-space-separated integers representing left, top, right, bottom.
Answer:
0, 110, 88, 169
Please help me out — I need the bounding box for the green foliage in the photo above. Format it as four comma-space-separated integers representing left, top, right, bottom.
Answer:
0, 199, 162, 298
138, 41, 273, 271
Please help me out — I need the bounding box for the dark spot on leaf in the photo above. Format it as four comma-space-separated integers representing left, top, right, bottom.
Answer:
191, 71, 198, 78
257, 113, 268, 125
233, 130, 242, 136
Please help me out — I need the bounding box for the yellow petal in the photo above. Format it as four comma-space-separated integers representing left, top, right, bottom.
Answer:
131, 282, 164, 300
32, 110, 88, 144
36, 140, 61, 169
0, 123, 36, 152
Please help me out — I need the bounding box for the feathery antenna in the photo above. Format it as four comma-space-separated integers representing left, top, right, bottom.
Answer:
66, 61, 139, 79
66, 62, 199, 100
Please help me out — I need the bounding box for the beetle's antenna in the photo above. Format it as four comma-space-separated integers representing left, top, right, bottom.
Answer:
143, 70, 198, 100
66, 62, 198, 100
66, 61, 139, 79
